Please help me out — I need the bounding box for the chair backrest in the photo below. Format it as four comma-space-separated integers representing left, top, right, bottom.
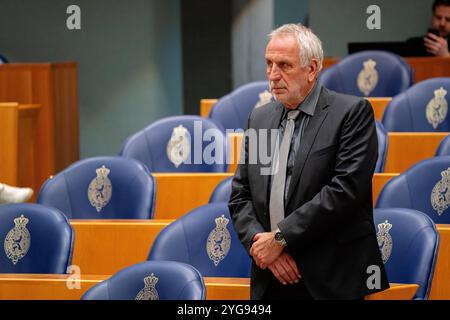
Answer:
373, 208, 439, 300
375, 120, 388, 173
376, 156, 450, 224
148, 202, 251, 277
209, 177, 233, 203
0, 203, 73, 273
435, 134, 450, 156
37, 156, 155, 219
0, 54, 7, 64
209, 81, 271, 130
121, 115, 228, 172
81, 260, 205, 300
319, 50, 412, 97
382, 77, 450, 131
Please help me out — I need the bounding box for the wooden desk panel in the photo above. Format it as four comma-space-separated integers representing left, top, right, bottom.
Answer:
368, 97, 391, 121
153, 173, 233, 219
0, 63, 79, 190
405, 57, 450, 83
372, 173, 399, 207
0, 274, 416, 300
323, 57, 450, 84
71, 220, 172, 275
200, 98, 389, 122
151, 172, 396, 221
0, 103, 40, 195
384, 133, 448, 173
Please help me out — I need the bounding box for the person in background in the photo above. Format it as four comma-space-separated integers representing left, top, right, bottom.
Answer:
0, 182, 33, 204
406, 0, 450, 57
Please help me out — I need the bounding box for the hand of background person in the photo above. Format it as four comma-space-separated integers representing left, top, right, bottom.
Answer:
424, 33, 450, 57
250, 231, 283, 269
268, 252, 302, 285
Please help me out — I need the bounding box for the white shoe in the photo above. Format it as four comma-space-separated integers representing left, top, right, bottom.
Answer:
0, 183, 33, 204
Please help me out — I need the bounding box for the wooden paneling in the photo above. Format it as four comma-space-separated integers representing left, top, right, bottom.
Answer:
0, 103, 40, 193
368, 97, 391, 121
0, 274, 417, 300
405, 57, 450, 83
0, 63, 79, 190
384, 133, 448, 173
153, 173, 232, 219
71, 220, 172, 275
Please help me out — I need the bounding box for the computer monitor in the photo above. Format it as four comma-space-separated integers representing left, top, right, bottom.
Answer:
348, 42, 408, 56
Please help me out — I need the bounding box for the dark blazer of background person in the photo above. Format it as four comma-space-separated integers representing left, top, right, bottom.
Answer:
229, 86, 389, 300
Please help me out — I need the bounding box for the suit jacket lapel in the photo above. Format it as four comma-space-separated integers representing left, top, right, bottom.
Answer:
285, 90, 330, 206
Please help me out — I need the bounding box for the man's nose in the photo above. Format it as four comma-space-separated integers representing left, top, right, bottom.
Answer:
268, 65, 281, 81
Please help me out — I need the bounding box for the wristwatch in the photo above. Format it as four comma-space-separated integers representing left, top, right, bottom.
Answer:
274, 229, 287, 248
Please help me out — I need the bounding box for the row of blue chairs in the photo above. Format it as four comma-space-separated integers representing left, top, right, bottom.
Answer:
0, 200, 438, 300
209, 77, 450, 133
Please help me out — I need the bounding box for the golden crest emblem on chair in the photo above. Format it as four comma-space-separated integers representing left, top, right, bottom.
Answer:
167, 125, 191, 168
88, 165, 112, 212
207, 215, 231, 267
377, 220, 393, 264
135, 273, 160, 300
426, 87, 448, 129
357, 59, 378, 97
4, 215, 31, 265
254, 90, 273, 109
431, 167, 450, 215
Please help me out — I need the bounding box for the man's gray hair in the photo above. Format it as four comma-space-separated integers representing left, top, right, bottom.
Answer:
269, 24, 324, 72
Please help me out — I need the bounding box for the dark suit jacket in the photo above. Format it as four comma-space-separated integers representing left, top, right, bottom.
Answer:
228, 86, 389, 300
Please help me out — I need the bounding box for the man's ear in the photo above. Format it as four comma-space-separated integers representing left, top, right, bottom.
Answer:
308, 59, 319, 82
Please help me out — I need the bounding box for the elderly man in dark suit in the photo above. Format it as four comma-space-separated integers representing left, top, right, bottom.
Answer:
228, 23, 389, 300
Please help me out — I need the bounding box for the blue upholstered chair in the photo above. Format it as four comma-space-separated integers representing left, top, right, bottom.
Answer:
435, 134, 450, 156
0, 54, 7, 64
81, 261, 205, 300
373, 208, 439, 300
148, 202, 251, 277
209, 177, 233, 203
37, 156, 155, 219
375, 120, 388, 173
376, 156, 450, 224
382, 78, 450, 132
319, 51, 412, 97
121, 115, 228, 172
209, 81, 271, 130
0, 203, 73, 274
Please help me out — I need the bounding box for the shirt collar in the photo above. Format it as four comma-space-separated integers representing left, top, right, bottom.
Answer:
281, 82, 321, 118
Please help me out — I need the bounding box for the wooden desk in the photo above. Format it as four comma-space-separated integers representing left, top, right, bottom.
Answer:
0, 63, 79, 190
0, 103, 40, 193
71, 220, 172, 275
151, 172, 395, 221
200, 97, 390, 121
384, 133, 448, 173
153, 173, 233, 219
0, 274, 417, 300
405, 57, 450, 83
227, 132, 448, 174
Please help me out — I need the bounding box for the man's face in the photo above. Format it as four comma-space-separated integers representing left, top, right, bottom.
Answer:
432, 5, 450, 38
265, 35, 316, 109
